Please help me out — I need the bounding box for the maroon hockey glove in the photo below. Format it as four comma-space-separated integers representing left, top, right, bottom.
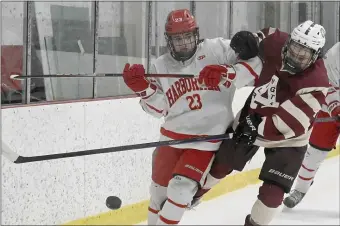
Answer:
122, 63, 150, 93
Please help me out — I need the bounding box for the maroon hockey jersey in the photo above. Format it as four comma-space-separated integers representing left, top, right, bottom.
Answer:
243, 28, 330, 147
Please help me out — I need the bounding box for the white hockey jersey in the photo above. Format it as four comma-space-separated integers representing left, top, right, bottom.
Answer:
139, 38, 262, 151
323, 42, 340, 113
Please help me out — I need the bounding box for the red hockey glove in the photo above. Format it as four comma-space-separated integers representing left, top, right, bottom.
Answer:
123, 63, 150, 93
328, 102, 340, 126
198, 65, 228, 87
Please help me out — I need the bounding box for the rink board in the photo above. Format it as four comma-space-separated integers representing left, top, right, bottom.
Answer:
2, 87, 339, 225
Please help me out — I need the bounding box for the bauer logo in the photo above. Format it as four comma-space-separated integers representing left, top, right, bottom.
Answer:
246, 115, 256, 131
185, 164, 203, 175
268, 169, 294, 181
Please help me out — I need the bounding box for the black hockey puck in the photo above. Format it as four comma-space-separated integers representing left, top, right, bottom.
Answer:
106, 196, 122, 210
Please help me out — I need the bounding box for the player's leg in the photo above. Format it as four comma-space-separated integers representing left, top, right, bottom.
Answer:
148, 146, 183, 225
189, 133, 259, 209
245, 146, 307, 225
156, 149, 215, 225
190, 139, 235, 208
284, 110, 340, 208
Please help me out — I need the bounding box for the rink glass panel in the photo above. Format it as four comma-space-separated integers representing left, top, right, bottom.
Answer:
28, 2, 95, 102
1, 1, 339, 106
95, 2, 148, 98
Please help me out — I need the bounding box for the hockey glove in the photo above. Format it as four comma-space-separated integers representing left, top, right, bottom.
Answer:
234, 113, 262, 146
328, 102, 340, 127
230, 31, 259, 60
123, 63, 156, 98
198, 64, 236, 87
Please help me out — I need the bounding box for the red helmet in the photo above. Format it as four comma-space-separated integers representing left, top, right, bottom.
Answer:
164, 9, 200, 61
165, 9, 198, 34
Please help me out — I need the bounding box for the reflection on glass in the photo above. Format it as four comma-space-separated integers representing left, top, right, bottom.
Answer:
2, 1, 339, 105
195, 2, 231, 39
1, 2, 25, 105
96, 1, 148, 98
320, 2, 340, 52
229, 2, 265, 36
29, 2, 94, 102
264, 2, 281, 28
279, 2, 291, 33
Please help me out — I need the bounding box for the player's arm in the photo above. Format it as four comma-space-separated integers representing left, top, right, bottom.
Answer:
255, 27, 278, 40
324, 42, 340, 119
207, 38, 238, 65
325, 85, 340, 120
229, 27, 278, 61
122, 63, 168, 118
258, 88, 328, 141
234, 88, 328, 146
198, 33, 263, 89
197, 56, 262, 89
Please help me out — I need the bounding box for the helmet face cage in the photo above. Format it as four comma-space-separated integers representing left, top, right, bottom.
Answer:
281, 37, 320, 74
165, 28, 199, 62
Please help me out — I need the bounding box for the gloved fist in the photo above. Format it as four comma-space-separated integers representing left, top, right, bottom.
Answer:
234, 113, 262, 146
328, 102, 340, 126
230, 31, 259, 60
123, 63, 150, 93
198, 65, 228, 87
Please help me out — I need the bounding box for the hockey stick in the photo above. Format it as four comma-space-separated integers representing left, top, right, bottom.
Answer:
2, 117, 338, 164
313, 116, 340, 123
2, 133, 233, 164
10, 73, 195, 80
105, 116, 340, 211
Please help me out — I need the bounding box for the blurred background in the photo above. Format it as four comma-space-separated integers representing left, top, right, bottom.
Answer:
1, 1, 339, 105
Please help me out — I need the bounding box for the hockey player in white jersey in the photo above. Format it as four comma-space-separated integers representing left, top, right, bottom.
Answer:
122, 9, 262, 225
284, 42, 340, 208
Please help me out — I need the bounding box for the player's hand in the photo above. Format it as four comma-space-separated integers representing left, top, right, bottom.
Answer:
230, 30, 259, 60
328, 103, 340, 127
122, 63, 150, 93
234, 113, 262, 146
198, 65, 228, 87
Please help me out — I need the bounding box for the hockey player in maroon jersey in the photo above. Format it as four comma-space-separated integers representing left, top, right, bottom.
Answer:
198, 20, 330, 225
283, 42, 340, 208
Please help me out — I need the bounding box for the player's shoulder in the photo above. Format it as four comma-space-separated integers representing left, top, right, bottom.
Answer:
200, 37, 231, 48
258, 27, 288, 39
302, 58, 328, 84
332, 41, 340, 50
153, 53, 173, 66
331, 42, 340, 51
259, 27, 288, 60
325, 42, 340, 59
293, 59, 329, 94
151, 53, 175, 73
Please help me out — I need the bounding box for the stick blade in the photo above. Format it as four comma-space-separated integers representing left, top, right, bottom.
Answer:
2, 142, 20, 163
10, 74, 22, 80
